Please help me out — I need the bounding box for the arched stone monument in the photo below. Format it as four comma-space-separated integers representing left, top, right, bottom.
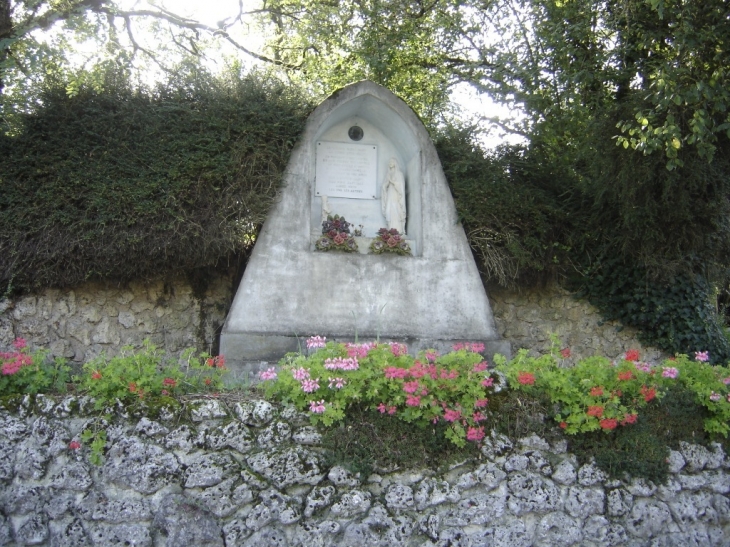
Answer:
221, 81, 509, 374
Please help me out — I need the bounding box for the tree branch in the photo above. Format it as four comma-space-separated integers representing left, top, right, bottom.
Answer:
98, 6, 299, 68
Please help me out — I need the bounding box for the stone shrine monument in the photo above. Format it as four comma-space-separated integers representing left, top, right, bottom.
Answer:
221, 81, 509, 371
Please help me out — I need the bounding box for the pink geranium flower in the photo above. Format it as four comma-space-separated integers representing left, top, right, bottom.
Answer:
12, 338, 27, 350
301, 378, 320, 393
309, 400, 326, 413
443, 409, 461, 422
466, 427, 485, 442
292, 367, 310, 381
259, 367, 278, 381
402, 381, 420, 394
306, 336, 327, 349
662, 367, 678, 379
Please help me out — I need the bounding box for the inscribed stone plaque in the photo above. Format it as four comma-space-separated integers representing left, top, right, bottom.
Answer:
315, 141, 377, 199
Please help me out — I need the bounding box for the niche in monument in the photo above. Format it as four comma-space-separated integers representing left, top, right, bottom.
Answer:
220, 81, 509, 376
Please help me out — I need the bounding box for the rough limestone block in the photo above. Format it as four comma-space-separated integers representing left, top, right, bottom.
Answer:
15, 514, 49, 546
506, 472, 562, 515
414, 478, 460, 510
627, 477, 658, 497
292, 521, 341, 547
535, 512, 583, 546
577, 461, 607, 486
184, 478, 242, 518
206, 421, 255, 454
0, 436, 19, 481
0, 410, 30, 441
134, 417, 169, 438
103, 436, 181, 494
162, 425, 197, 453
705, 470, 730, 494
49, 460, 93, 491
668, 450, 687, 474
235, 400, 275, 427
329, 490, 372, 518
551, 459, 577, 486
680, 441, 712, 473
526, 451, 553, 476
504, 454, 529, 472
384, 483, 415, 512
564, 486, 606, 519
456, 462, 506, 491
304, 486, 336, 518
256, 421, 292, 449
246, 447, 325, 489
153, 494, 223, 547
455, 483, 508, 525
183, 451, 239, 488
481, 431, 514, 460
48, 517, 90, 547
490, 517, 533, 547
257, 489, 303, 526
86, 523, 152, 547
325, 466, 358, 488
665, 491, 716, 528
291, 426, 322, 446
189, 399, 228, 422
244, 527, 291, 547
625, 499, 679, 538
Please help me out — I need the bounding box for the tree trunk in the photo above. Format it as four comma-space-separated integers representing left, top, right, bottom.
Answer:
0, 0, 12, 94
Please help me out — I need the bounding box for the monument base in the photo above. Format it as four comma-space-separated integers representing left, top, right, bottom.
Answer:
220, 332, 511, 384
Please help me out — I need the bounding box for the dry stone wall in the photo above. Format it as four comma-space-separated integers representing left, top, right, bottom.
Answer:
0, 396, 728, 546
1, 274, 659, 364
0, 273, 234, 363
489, 284, 664, 362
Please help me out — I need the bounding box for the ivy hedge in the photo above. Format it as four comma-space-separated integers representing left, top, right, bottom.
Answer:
0, 67, 311, 292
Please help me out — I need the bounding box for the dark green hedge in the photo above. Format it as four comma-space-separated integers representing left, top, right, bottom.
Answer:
0, 68, 311, 292
435, 129, 579, 287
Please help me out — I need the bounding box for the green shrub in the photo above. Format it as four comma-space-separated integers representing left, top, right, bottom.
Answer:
262, 339, 499, 446
78, 340, 227, 410
0, 337, 71, 396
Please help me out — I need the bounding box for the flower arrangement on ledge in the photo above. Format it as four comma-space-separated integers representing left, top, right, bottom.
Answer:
315, 214, 358, 253
369, 227, 412, 256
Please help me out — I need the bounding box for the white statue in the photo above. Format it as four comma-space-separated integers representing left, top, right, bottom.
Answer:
381, 158, 406, 234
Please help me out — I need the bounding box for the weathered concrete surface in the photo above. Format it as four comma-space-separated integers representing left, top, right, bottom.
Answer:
221, 81, 508, 367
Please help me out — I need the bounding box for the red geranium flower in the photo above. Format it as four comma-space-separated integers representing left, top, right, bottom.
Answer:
600, 418, 618, 430
587, 406, 604, 418
517, 372, 536, 385
640, 385, 656, 402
